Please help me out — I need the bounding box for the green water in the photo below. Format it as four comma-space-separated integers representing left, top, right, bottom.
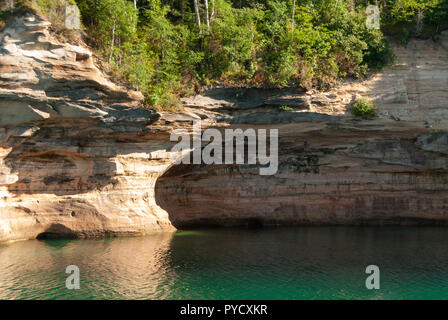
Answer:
1, 227, 448, 300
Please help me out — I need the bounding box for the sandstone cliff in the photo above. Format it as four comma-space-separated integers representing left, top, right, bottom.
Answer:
1, 10, 448, 242
156, 33, 448, 227
0, 10, 182, 241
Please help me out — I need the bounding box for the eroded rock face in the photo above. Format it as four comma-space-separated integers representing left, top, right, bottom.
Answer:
156, 37, 448, 227
156, 122, 448, 227
0, 10, 180, 241
1, 10, 448, 241
0, 10, 148, 125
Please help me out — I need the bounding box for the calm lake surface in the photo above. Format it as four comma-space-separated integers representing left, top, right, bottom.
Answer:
1, 227, 448, 300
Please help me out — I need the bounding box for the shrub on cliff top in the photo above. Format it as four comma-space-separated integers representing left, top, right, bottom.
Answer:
352, 98, 377, 119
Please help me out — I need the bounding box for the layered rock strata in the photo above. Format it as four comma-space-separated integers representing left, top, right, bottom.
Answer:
0, 10, 181, 241
157, 34, 448, 227
1, 10, 448, 241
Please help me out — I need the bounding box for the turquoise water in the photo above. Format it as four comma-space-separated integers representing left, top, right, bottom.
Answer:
1, 227, 448, 300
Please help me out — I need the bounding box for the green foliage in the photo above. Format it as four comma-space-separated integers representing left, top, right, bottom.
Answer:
382, 0, 448, 35
0, 9, 10, 24
72, 0, 397, 109
259, 0, 394, 88
77, 0, 137, 50
200, 0, 262, 81
389, 0, 439, 23
399, 27, 411, 44
352, 98, 377, 118
11, 0, 443, 110
278, 105, 294, 112
427, 0, 448, 30
5, 1, 448, 110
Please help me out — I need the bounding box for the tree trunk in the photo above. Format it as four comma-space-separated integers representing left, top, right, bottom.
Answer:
416, 8, 424, 34
205, 0, 210, 30
181, 0, 186, 22
211, 0, 215, 21
133, 0, 137, 9
291, 0, 296, 31
193, 0, 201, 28
109, 21, 116, 62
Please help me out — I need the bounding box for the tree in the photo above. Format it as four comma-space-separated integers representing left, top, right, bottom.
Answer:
77, 0, 137, 52
193, 0, 201, 28
205, 0, 210, 29
291, 0, 296, 31
389, 0, 441, 34
74, 0, 397, 109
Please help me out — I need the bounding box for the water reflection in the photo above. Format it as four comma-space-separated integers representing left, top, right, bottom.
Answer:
0, 227, 448, 299
0, 233, 175, 299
